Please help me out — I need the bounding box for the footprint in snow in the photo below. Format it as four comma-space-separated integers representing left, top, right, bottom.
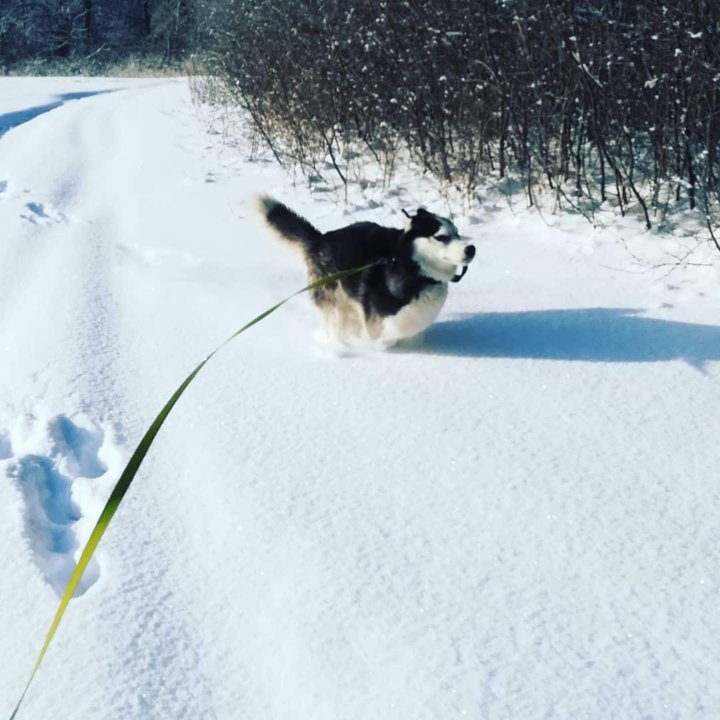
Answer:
7, 415, 108, 596
20, 200, 69, 226
0, 431, 12, 459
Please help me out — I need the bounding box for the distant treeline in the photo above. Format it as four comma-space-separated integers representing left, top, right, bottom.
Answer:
4, 0, 720, 238
200, 0, 720, 237
0, 0, 201, 70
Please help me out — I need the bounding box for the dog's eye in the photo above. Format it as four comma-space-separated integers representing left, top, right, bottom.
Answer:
434, 235, 449, 243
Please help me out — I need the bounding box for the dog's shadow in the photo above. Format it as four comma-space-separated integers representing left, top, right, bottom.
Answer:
394, 308, 720, 367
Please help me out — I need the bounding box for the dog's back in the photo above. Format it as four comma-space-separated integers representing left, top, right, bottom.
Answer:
257, 195, 401, 276
323, 222, 400, 272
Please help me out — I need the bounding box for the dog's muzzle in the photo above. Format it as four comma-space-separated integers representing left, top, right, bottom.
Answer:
451, 244, 475, 282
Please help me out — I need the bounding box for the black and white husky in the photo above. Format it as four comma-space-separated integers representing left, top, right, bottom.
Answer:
256, 196, 475, 348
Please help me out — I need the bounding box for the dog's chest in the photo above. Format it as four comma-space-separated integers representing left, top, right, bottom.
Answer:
381, 282, 448, 342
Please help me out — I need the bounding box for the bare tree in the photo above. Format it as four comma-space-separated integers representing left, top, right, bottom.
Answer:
0, 0, 206, 69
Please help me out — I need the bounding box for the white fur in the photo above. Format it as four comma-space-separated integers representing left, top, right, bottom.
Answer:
412, 236, 473, 282
317, 282, 448, 349
320, 286, 372, 346
380, 282, 448, 343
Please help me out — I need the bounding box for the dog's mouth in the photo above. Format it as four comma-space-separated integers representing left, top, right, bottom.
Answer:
450, 265, 469, 283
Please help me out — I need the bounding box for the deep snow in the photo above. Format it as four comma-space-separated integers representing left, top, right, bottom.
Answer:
1, 77, 720, 720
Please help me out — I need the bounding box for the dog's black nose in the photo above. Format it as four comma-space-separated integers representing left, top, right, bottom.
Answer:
465, 244, 476, 261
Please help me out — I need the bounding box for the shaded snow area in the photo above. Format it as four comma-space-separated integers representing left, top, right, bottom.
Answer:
1, 77, 720, 720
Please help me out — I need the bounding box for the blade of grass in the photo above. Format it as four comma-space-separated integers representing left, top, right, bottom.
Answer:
9, 261, 379, 720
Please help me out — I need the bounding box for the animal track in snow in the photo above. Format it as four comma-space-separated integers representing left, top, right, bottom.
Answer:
8, 415, 108, 596
21, 200, 68, 226
0, 178, 77, 225
49, 414, 107, 479
0, 431, 12, 459
0, 179, 26, 202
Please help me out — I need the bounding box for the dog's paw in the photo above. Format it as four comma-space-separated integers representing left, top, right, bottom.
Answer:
311, 328, 389, 357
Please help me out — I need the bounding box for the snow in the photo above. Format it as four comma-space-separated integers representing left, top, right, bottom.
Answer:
1, 77, 720, 720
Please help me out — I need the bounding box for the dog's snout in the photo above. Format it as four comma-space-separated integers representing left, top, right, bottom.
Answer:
464, 244, 476, 261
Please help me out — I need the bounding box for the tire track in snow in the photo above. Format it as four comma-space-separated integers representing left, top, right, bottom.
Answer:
0, 94, 123, 610
3, 83, 217, 718
0, 89, 116, 139
0, 94, 97, 344
87, 85, 219, 720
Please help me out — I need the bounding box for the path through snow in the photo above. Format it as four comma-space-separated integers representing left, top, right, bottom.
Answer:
1, 77, 719, 720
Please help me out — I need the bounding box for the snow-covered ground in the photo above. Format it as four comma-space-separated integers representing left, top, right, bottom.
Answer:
1, 77, 719, 720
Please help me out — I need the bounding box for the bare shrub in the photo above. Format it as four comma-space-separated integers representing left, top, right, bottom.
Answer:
198, 0, 720, 240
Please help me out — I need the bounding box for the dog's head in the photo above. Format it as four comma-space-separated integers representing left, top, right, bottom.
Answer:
402, 208, 476, 283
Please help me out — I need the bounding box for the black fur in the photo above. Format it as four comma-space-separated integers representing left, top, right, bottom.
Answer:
259, 197, 440, 319
257, 196, 476, 346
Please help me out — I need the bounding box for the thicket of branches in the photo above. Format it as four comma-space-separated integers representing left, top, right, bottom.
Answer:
0, 0, 200, 71
201, 0, 720, 238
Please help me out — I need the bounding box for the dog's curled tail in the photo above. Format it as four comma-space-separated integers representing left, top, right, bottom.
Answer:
255, 195, 322, 249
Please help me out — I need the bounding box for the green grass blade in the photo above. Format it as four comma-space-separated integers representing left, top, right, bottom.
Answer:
8, 261, 378, 720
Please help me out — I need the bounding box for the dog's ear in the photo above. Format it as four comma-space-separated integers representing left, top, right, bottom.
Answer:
401, 208, 414, 230
402, 207, 437, 232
